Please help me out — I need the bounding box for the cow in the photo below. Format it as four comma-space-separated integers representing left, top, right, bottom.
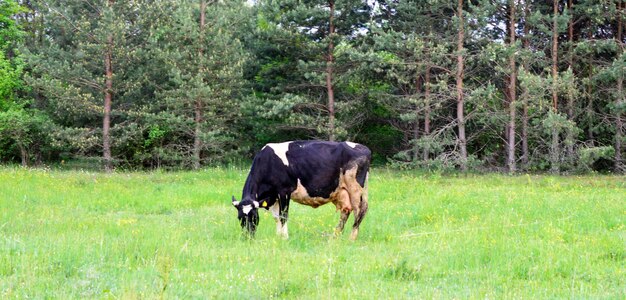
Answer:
232, 140, 371, 240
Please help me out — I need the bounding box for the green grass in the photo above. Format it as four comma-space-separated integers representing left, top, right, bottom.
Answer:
0, 167, 624, 299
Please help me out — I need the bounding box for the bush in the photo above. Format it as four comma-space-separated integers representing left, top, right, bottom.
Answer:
577, 146, 615, 173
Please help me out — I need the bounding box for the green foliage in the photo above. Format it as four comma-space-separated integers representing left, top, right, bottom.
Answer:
246, 0, 373, 141
0, 0, 55, 165
0, 0, 25, 49
154, 0, 250, 166
577, 146, 615, 172
0, 52, 23, 109
144, 125, 166, 148
359, 123, 403, 160
0, 0, 26, 109
0, 106, 54, 165
542, 111, 581, 139
0, 0, 625, 172
0, 108, 31, 152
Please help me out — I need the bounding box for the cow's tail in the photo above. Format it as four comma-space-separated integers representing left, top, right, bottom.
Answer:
354, 155, 370, 188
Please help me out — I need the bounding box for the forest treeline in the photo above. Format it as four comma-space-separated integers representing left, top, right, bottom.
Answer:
0, 0, 624, 173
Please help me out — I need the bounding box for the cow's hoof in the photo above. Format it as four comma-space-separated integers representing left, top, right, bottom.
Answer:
349, 229, 359, 241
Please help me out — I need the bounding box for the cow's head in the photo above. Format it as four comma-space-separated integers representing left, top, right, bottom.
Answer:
231, 196, 259, 237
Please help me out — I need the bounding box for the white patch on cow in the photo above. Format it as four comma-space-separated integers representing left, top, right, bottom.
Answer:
345, 141, 358, 148
269, 202, 280, 219
242, 205, 253, 215
291, 179, 308, 199
350, 228, 359, 241
281, 223, 289, 239
276, 221, 283, 235
265, 142, 292, 166
269, 202, 289, 238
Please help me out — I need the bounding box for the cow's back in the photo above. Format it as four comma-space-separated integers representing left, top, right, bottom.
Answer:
285, 141, 370, 198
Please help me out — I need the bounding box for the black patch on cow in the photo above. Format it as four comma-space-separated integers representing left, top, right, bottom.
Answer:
286, 141, 345, 198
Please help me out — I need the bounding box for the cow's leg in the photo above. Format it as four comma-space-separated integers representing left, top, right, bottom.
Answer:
334, 189, 351, 235
269, 201, 282, 236
335, 211, 350, 235
350, 195, 368, 240
278, 194, 290, 239
350, 172, 368, 240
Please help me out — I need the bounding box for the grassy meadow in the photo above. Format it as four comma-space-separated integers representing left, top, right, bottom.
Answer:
0, 167, 624, 299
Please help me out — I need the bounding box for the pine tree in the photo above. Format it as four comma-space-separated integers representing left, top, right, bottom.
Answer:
615, 0, 625, 172
456, 0, 468, 171
24, 0, 153, 171
252, 0, 371, 141
154, 0, 249, 167
506, 0, 518, 173
362, 0, 454, 165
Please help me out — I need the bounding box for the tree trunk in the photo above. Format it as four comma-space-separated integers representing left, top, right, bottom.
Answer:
586, 75, 594, 145
456, 0, 467, 171
617, 75, 623, 172
193, 101, 202, 169
521, 1, 530, 168
550, 0, 560, 174
551, 125, 560, 173
414, 70, 422, 162
565, 0, 575, 163
552, 0, 559, 112
193, 0, 207, 170
103, 3, 113, 172
423, 64, 431, 161
19, 144, 28, 167
586, 30, 594, 146
326, 0, 336, 141
507, 0, 517, 173
616, 1, 624, 172
521, 86, 529, 168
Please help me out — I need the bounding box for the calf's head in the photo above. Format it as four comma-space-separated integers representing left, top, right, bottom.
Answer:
231, 196, 259, 236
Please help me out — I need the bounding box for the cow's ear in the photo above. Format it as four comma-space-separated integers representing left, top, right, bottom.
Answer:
252, 200, 260, 208
232, 196, 240, 207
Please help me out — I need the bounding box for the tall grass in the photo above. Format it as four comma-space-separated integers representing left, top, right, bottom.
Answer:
0, 167, 624, 298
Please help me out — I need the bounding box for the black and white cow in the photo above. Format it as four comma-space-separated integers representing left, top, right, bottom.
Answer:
232, 140, 371, 240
